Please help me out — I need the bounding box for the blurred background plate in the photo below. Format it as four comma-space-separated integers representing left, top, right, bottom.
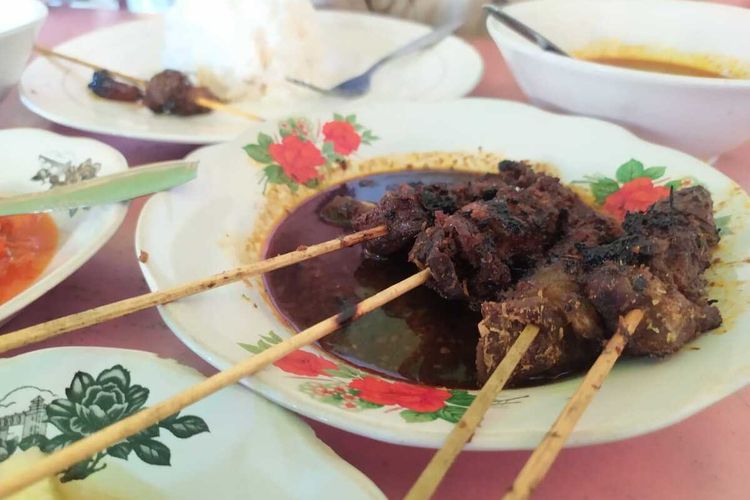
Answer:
19, 11, 483, 144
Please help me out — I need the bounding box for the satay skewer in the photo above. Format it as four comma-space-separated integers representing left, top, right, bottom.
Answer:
405, 323, 541, 500
0, 225, 387, 355
0, 269, 432, 498
33, 45, 265, 122
34, 45, 147, 85
503, 309, 645, 500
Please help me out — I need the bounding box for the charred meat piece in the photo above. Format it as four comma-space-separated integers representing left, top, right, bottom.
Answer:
477, 264, 602, 385
352, 175, 508, 258
319, 195, 375, 229
583, 186, 719, 305
584, 263, 721, 356
623, 186, 719, 303
580, 187, 722, 355
353, 184, 434, 257
548, 201, 623, 261
88, 70, 143, 102
409, 175, 570, 304
351, 161, 540, 258
143, 70, 215, 116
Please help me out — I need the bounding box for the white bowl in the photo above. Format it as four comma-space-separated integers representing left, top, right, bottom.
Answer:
0, 0, 47, 101
487, 0, 750, 161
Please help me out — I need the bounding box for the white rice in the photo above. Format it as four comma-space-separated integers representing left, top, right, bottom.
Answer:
162, 0, 324, 102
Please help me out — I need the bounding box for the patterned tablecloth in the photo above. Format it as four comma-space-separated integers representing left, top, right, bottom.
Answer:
1, 5, 749, 499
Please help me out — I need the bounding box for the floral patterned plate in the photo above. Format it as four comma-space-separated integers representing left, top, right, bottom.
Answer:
136, 98, 750, 449
0, 347, 384, 499
0, 129, 127, 325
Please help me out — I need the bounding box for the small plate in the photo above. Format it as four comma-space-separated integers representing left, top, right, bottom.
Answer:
0, 128, 127, 325
19, 12, 483, 144
136, 99, 750, 449
0, 347, 383, 499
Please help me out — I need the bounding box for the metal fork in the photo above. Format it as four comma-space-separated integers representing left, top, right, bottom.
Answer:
287, 18, 464, 98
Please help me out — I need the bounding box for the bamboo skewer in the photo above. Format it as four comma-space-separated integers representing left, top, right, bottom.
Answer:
503, 309, 645, 500
33, 45, 265, 122
0, 269, 432, 498
34, 45, 146, 85
192, 96, 266, 122
405, 324, 541, 500
0, 225, 387, 355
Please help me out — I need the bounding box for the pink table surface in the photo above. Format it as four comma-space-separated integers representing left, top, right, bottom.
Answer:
2, 6, 750, 500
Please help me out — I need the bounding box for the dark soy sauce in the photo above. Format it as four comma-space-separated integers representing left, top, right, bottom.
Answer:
263, 171, 483, 389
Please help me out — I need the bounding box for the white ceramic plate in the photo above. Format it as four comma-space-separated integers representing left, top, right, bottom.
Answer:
135, 98, 750, 450
0, 129, 127, 325
0, 347, 383, 499
19, 12, 483, 144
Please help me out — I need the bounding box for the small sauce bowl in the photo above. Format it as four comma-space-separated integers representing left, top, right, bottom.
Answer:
487, 0, 750, 161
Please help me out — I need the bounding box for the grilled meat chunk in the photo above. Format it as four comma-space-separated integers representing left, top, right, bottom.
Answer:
144, 70, 215, 116
583, 186, 718, 300
353, 184, 433, 257
319, 195, 375, 229
579, 186, 721, 355
477, 264, 602, 384
584, 263, 721, 355
408, 166, 587, 304
88, 70, 143, 102
352, 172, 511, 258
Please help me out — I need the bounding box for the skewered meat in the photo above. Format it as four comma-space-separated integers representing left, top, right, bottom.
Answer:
476, 184, 720, 381
87, 69, 217, 116
88, 70, 142, 102
315, 162, 723, 387
351, 175, 506, 257
578, 185, 721, 355
408, 166, 589, 304
409, 192, 561, 304
143, 70, 215, 116
477, 263, 603, 384
583, 263, 721, 356
319, 195, 375, 229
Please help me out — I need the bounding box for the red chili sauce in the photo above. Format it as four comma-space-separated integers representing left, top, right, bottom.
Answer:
0, 214, 59, 304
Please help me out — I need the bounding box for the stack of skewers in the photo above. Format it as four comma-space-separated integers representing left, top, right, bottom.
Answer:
0, 159, 722, 499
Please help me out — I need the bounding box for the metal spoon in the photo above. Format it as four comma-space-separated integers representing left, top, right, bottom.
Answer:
483, 4, 570, 57
287, 17, 464, 98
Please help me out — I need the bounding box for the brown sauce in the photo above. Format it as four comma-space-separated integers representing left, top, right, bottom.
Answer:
263, 170, 586, 389
585, 56, 725, 78
264, 171, 484, 389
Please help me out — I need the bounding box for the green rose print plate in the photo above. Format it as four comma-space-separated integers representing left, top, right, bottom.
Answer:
0, 347, 383, 499
137, 98, 750, 450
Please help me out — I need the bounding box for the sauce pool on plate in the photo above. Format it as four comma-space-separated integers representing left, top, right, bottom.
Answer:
0, 214, 58, 304
264, 171, 580, 390
264, 171, 482, 389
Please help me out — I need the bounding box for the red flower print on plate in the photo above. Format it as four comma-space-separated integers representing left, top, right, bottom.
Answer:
322, 120, 361, 155
349, 376, 451, 412
602, 177, 671, 221
274, 350, 338, 377
268, 135, 325, 184
580, 159, 688, 221
243, 112, 377, 193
